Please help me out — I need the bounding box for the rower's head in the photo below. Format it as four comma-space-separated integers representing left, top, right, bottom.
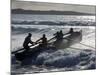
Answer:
43, 34, 46, 38
60, 30, 62, 33
57, 31, 59, 34
28, 33, 32, 37
70, 28, 73, 31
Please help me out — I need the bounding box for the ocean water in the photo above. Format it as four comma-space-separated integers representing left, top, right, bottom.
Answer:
11, 14, 96, 74
11, 14, 95, 22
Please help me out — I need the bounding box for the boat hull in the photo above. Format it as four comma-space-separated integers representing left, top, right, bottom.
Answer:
15, 46, 56, 61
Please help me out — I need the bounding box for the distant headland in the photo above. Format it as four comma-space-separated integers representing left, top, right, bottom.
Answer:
12, 9, 95, 15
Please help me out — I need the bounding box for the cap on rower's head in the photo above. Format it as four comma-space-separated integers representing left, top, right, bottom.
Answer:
28, 33, 32, 37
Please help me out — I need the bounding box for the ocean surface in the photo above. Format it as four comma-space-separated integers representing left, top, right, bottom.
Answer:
11, 14, 96, 74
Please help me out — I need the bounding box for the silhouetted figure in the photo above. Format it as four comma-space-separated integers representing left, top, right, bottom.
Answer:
68, 28, 74, 34
64, 28, 74, 35
36, 34, 47, 48
59, 30, 63, 39
23, 33, 34, 51
54, 31, 60, 41
54, 30, 64, 41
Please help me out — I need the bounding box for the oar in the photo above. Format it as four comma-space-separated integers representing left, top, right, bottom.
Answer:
47, 32, 70, 42
47, 36, 55, 42
48, 31, 71, 42
11, 47, 25, 54
11, 42, 37, 54
63, 32, 70, 35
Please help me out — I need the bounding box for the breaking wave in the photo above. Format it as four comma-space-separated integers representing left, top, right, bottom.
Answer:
35, 49, 95, 69
11, 49, 96, 73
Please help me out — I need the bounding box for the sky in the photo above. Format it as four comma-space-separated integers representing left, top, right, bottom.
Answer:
11, 0, 96, 14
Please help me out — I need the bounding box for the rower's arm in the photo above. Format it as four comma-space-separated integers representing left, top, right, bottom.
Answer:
35, 38, 41, 43
63, 32, 69, 35
29, 39, 34, 44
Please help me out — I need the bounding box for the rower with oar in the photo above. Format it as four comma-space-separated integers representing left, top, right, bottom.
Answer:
65, 28, 74, 35
23, 33, 34, 52
53, 30, 64, 41
59, 30, 64, 39
53, 28, 74, 41
68, 28, 74, 34
35, 34, 48, 48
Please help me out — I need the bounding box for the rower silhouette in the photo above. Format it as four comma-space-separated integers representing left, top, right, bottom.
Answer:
68, 28, 74, 34
64, 28, 74, 35
59, 30, 63, 40
36, 34, 47, 48
54, 30, 64, 41
54, 31, 60, 41
23, 33, 34, 51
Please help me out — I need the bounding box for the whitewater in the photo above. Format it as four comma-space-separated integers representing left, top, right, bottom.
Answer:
11, 14, 96, 74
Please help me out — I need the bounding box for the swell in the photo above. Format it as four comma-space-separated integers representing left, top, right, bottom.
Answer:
11, 25, 52, 34
12, 20, 95, 26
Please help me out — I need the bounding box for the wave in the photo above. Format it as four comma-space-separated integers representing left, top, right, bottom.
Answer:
11, 25, 52, 34
12, 20, 96, 26
12, 26, 38, 34
11, 49, 95, 73
35, 49, 95, 69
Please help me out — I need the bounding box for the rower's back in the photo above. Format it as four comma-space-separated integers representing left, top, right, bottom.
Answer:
23, 33, 32, 47
69, 28, 74, 34
40, 34, 47, 48
41, 34, 47, 44
59, 30, 63, 40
